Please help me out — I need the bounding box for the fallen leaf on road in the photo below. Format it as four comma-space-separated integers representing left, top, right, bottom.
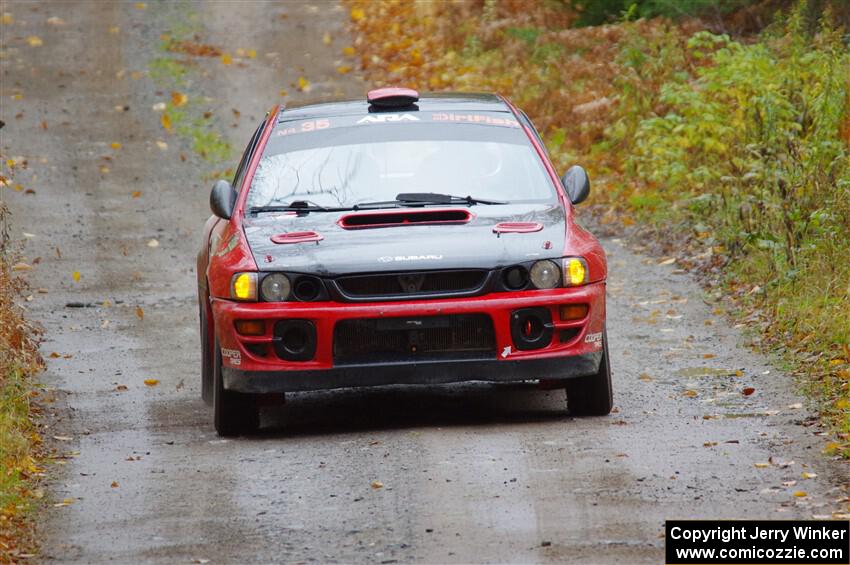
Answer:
754, 462, 770, 468
342, 46, 356, 57
221, 53, 233, 65
782, 480, 797, 487
793, 491, 807, 498
53, 498, 74, 507
1, 13, 13, 25
161, 113, 172, 131
155, 140, 168, 150
115, 385, 128, 391
658, 257, 676, 265
350, 6, 365, 21
742, 387, 755, 396
801, 472, 817, 479
279, 89, 288, 97
787, 403, 803, 409
111, 142, 122, 150
53, 435, 73, 441
12, 262, 33, 271
702, 353, 716, 359
336, 65, 352, 74
322, 32, 332, 45
152, 102, 166, 112
131, 190, 141, 198
135, 2, 146, 9
144, 379, 159, 387
135, 306, 144, 320
49, 352, 61, 358
371, 480, 383, 489
638, 373, 653, 382
147, 238, 159, 248
682, 390, 698, 397
72, 271, 80, 282
27, 36, 43, 47
171, 91, 188, 106
297, 76, 311, 92
111, 481, 119, 488
109, 25, 120, 34
47, 16, 65, 25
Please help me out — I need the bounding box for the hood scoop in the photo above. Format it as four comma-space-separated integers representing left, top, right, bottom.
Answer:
339, 209, 472, 230
492, 222, 544, 234
270, 231, 324, 244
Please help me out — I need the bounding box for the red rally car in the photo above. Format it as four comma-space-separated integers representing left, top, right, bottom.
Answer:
197, 88, 612, 436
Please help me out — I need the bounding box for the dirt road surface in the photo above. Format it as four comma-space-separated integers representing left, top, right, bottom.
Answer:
1, 1, 847, 563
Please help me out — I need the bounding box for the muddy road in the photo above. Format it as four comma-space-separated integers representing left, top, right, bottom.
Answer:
1, 1, 847, 563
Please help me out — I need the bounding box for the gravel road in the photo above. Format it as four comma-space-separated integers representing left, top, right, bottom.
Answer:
1, 1, 847, 563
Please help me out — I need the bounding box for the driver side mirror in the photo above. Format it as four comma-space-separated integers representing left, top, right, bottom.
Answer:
562, 165, 590, 205
210, 179, 237, 219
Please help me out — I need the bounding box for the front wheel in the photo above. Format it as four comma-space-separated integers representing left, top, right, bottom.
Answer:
566, 329, 613, 416
200, 304, 213, 405
213, 338, 259, 436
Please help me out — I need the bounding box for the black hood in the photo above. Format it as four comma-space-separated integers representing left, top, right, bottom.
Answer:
243, 203, 566, 276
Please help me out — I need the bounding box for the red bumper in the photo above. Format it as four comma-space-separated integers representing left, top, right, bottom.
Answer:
211, 282, 606, 392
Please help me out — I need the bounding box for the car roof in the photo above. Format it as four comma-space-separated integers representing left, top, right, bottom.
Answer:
278, 92, 510, 122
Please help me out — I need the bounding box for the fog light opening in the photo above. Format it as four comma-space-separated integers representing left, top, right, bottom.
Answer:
282, 327, 307, 354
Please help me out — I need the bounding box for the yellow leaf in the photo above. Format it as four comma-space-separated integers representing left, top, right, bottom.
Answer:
336, 65, 352, 75
350, 7, 365, 22
72, 271, 80, 282
322, 32, 332, 45
108, 25, 120, 34
279, 89, 288, 97
835, 398, 850, 410
49, 352, 61, 358
53, 497, 75, 507
702, 354, 715, 359
801, 471, 817, 479
342, 46, 356, 57
1, 13, 13, 25
143, 379, 159, 386
171, 91, 188, 107
111, 481, 119, 488
221, 53, 233, 65
161, 113, 172, 131
682, 389, 698, 397
246, 49, 256, 59
111, 142, 122, 150
135, 306, 144, 320
131, 190, 142, 198
754, 462, 770, 468
793, 491, 807, 498
155, 140, 168, 150
27, 36, 43, 47
297, 76, 310, 92
12, 262, 32, 271
135, 2, 146, 9
829, 359, 844, 366
370, 480, 383, 489
100, 165, 110, 174
638, 373, 653, 382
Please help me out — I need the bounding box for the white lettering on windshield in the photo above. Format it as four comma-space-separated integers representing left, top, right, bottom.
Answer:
356, 114, 420, 124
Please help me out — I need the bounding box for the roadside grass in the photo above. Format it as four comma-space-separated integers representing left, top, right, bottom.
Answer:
0, 199, 44, 561
346, 0, 850, 456
147, 4, 233, 169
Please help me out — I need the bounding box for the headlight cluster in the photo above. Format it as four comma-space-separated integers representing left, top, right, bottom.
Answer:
503, 257, 589, 291
231, 272, 292, 302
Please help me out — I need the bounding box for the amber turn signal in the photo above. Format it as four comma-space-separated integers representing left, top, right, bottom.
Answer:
235, 320, 265, 336
559, 304, 588, 321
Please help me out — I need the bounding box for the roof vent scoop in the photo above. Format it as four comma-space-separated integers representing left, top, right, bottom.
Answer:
367, 87, 419, 108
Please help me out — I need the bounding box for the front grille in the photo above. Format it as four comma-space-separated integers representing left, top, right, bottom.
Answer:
335, 270, 487, 300
333, 314, 495, 365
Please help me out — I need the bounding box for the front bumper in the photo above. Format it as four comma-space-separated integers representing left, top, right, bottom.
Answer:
211, 282, 606, 393
224, 353, 602, 393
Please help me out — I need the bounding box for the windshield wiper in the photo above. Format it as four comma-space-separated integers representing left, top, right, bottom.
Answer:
248, 200, 403, 216
395, 193, 507, 206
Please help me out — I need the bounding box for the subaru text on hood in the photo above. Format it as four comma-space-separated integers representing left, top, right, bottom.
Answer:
197, 88, 612, 436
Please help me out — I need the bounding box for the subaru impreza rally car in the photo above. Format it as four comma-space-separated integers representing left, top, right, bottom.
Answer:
197, 88, 611, 435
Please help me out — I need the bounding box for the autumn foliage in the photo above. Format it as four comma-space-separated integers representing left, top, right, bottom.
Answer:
0, 201, 44, 560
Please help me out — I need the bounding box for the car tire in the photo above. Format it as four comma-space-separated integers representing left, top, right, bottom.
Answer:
200, 304, 213, 405
213, 338, 259, 436
566, 329, 613, 416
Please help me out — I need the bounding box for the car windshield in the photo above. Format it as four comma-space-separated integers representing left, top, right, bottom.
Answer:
247, 126, 555, 209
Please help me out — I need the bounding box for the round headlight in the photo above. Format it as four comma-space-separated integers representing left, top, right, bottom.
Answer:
529, 260, 561, 289
260, 273, 291, 301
